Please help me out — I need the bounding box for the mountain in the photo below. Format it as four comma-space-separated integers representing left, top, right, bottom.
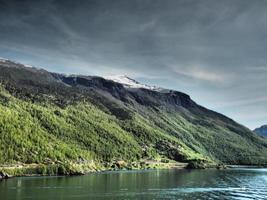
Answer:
254, 125, 267, 137
1, 58, 267, 175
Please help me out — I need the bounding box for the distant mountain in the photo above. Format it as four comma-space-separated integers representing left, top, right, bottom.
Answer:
254, 125, 267, 137
1, 58, 267, 175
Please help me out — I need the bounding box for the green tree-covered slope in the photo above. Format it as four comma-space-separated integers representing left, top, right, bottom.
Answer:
0, 59, 267, 175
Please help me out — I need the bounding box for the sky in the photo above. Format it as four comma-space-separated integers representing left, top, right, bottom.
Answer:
0, 0, 266, 129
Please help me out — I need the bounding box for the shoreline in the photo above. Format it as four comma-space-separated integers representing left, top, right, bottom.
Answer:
2, 164, 267, 180
2, 161, 266, 180
0, 161, 189, 179
226, 165, 267, 168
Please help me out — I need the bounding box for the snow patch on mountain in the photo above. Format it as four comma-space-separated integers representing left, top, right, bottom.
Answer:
0, 58, 8, 63
0, 57, 34, 68
105, 75, 162, 91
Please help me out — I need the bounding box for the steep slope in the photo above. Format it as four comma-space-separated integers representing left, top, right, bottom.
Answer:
254, 125, 267, 137
1, 59, 267, 175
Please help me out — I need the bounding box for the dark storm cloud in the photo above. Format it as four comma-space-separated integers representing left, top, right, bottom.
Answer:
0, 0, 267, 128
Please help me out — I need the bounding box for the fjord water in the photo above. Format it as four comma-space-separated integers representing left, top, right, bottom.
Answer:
1, 168, 267, 200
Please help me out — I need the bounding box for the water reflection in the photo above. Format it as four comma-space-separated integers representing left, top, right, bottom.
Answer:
0, 168, 267, 200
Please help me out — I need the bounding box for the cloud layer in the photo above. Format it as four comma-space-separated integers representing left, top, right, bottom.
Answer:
0, 0, 267, 129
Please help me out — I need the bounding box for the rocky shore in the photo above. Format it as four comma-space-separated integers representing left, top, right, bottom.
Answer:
0, 158, 226, 179
0, 171, 11, 180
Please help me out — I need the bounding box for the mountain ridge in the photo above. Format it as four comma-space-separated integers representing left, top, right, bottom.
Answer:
104, 75, 163, 91
1, 58, 267, 175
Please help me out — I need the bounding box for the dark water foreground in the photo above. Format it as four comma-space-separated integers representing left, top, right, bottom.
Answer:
1, 168, 267, 200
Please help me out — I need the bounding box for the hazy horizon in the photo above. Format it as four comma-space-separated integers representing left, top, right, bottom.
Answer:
0, 0, 267, 129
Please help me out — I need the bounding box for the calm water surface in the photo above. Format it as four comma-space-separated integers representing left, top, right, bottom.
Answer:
1, 168, 267, 200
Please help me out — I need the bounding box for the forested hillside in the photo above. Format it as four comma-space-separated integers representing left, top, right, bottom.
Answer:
1, 59, 267, 175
